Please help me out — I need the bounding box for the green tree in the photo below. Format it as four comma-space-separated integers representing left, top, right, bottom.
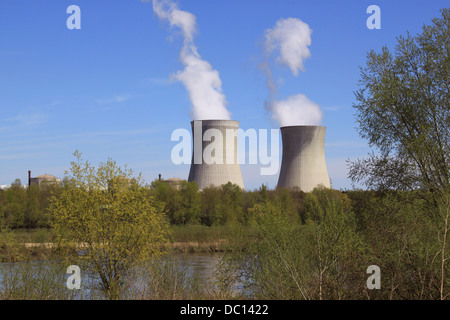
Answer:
217, 182, 244, 225
360, 191, 445, 299
199, 186, 221, 226
2, 184, 27, 228
271, 188, 299, 223
235, 201, 309, 299
11, 179, 22, 188
349, 9, 450, 299
150, 180, 200, 225
177, 181, 201, 224
303, 188, 365, 299
49, 151, 171, 299
150, 179, 181, 224
349, 9, 449, 197
223, 188, 364, 299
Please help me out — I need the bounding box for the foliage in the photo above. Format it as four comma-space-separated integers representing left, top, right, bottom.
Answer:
0, 184, 55, 229
0, 261, 82, 300
302, 188, 366, 299
221, 188, 366, 300
200, 183, 244, 226
348, 9, 450, 299
150, 180, 201, 225
1, 186, 449, 299
124, 257, 207, 300
49, 151, 171, 299
1, 158, 448, 300
346, 189, 450, 299
349, 8, 449, 196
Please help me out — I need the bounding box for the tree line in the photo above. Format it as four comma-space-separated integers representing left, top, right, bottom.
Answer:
0, 178, 308, 229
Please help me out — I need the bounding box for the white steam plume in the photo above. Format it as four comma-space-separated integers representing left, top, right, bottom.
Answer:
153, 0, 231, 120
265, 17, 312, 76
272, 94, 322, 127
263, 17, 322, 127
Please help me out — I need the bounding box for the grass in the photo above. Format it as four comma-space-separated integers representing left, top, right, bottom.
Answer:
169, 224, 257, 253
0, 228, 55, 262
6, 225, 253, 245
5, 228, 53, 244
170, 224, 249, 242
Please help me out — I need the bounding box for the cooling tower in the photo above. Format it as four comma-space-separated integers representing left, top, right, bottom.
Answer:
277, 125, 330, 192
188, 120, 245, 190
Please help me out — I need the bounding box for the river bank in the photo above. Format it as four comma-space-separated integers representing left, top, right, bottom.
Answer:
1, 240, 232, 262
0, 224, 252, 262
22, 239, 230, 252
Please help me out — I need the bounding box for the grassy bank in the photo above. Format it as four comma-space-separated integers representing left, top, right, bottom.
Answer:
3, 228, 53, 243
169, 224, 256, 252
0, 228, 54, 262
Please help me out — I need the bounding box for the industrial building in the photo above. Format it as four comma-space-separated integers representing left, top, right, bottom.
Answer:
28, 171, 61, 187
188, 120, 245, 190
277, 125, 331, 192
157, 174, 185, 190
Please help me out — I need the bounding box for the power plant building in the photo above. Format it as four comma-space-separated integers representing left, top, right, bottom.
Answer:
188, 120, 245, 190
158, 174, 184, 190
277, 125, 330, 192
29, 173, 61, 187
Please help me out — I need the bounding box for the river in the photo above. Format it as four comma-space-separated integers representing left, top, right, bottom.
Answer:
0, 252, 241, 299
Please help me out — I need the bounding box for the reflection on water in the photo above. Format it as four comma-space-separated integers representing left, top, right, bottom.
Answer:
170, 252, 221, 280
0, 252, 232, 299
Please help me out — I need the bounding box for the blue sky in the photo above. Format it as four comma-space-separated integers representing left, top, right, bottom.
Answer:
0, 0, 447, 190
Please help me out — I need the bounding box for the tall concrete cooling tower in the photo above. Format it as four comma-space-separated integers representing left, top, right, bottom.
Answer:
188, 120, 245, 190
277, 125, 330, 192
